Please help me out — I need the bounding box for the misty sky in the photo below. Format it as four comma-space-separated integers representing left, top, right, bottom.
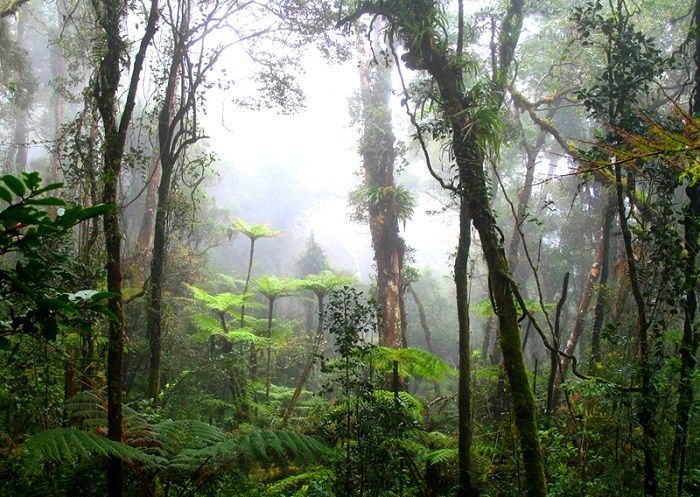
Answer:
203, 49, 460, 281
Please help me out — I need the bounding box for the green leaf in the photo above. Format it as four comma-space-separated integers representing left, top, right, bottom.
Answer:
2, 175, 26, 197
23, 427, 164, 472
0, 186, 11, 203
22, 172, 41, 190
90, 291, 117, 302
25, 197, 67, 207
0, 206, 43, 226
77, 204, 113, 220
33, 182, 64, 195
92, 306, 118, 323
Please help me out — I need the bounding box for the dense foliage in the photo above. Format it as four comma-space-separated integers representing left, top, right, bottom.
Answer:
0, 1, 698, 496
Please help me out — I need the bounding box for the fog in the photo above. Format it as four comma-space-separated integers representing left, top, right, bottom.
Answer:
204, 50, 460, 282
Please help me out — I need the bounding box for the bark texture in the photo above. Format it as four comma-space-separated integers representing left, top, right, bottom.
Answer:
357, 29, 405, 349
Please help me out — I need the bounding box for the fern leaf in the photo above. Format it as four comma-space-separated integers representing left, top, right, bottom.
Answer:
424, 448, 457, 464
23, 428, 164, 473
371, 346, 455, 382
154, 419, 228, 454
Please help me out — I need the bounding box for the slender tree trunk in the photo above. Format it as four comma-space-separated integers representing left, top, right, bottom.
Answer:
146, 156, 175, 400
136, 155, 161, 264
590, 189, 616, 367
265, 297, 274, 402
616, 164, 657, 496
466, 144, 546, 497
240, 238, 256, 329
12, 11, 28, 172
671, 3, 700, 492
147, 2, 188, 400
91, 1, 158, 493
346, 2, 543, 494
407, 285, 435, 354
559, 214, 604, 372
547, 272, 569, 417
507, 114, 551, 276
282, 293, 325, 425
553, 195, 608, 405
454, 196, 475, 497
49, 5, 65, 183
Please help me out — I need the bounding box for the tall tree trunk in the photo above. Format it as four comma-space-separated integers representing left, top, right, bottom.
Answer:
590, 189, 616, 367
547, 272, 569, 417
615, 164, 657, 496
507, 112, 552, 277
357, 28, 405, 350
265, 297, 275, 402
464, 135, 546, 497
146, 154, 175, 400
91, 0, 158, 493
12, 11, 28, 172
552, 192, 609, 406
49, 3, 65, 184
407, 285, 435, 354
147, 0, 189, 400
345, 2, 543, 494
671, 2, 700, 493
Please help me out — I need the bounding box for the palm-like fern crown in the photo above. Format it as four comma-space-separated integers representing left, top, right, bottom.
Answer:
298, 270, 357, 297
370, 346, 456, 383
255, 276, 300, 299
187, 284, 252, 313
233, 218, 281, 241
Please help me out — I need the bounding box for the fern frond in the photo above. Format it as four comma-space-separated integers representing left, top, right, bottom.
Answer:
23, 428, 164, 473
123, 406, 159, 450
154, 419, 229, 454
214, 273, 244, 291
371, 346, 456, 382
191, 312, 224, 335
424, 448, 457, 464
373, 390, 425, 417
166, 430, 330, 471
66, 390, 106, 429
421, 430, 454, 446
225, 329, 269, 347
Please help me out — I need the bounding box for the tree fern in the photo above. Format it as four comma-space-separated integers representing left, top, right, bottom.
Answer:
155, 419, 229, 453
65, 390, 107, 429
424, 448, 458, 464
370, 346, 456, 382
373, 389, 425, 418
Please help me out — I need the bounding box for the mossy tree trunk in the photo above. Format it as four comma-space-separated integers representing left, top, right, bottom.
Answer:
342, 1, 545, 495
357, 28, 405, 350
590, 189, 616, 367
